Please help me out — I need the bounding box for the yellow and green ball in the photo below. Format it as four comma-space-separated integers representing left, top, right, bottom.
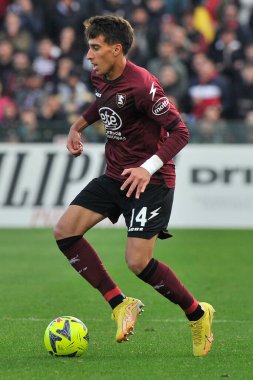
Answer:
44, 316, 89, 357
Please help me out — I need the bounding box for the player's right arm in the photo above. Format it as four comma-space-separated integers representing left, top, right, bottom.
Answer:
67, 100, 101, 157
67, 115, 88, 157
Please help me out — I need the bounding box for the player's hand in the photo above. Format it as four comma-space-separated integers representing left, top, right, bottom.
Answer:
66, 128, 83, 157
121, 167, 151, 199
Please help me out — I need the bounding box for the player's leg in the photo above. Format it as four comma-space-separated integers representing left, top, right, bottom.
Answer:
54, 175, 143, 343
125, 235, 201, 317
126, 236, 215, 356
110, 235, 154, 343
54, 204, 104, 239
123, 184, 215, 356
54, 205, 125, 309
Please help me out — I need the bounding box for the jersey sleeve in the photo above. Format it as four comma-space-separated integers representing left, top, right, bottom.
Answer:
156, 119, 190, 163
136, 77, 190, 163
135, 76, 180, 130
82, 100, 100, 125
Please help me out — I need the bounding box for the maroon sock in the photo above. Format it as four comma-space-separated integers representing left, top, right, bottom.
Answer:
56, 236, 124, 306
138, 258, 198, 313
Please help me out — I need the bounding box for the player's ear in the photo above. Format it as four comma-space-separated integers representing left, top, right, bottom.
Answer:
113, 44, 122, 56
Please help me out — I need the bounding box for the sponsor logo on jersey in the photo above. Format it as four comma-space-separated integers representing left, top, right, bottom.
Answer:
95, 90, 102, 98
99, 107, 122, 131
152, 97, 170, 116
116, 93, 126, 108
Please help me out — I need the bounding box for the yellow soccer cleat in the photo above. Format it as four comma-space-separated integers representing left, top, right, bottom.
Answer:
190, 302, 215, 357
112, 297, 144, 343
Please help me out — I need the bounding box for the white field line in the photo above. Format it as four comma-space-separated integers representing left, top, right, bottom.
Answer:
0, 317, 251, 323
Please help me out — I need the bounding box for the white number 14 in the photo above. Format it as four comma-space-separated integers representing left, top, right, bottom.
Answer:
130, 207, 148, 227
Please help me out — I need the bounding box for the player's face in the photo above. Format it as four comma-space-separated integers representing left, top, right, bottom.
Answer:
86, 35, 121, 79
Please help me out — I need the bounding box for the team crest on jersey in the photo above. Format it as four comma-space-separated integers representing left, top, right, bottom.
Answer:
116, 93, 126, 108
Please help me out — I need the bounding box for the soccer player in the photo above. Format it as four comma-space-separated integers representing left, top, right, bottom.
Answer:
54, 15, 215, 356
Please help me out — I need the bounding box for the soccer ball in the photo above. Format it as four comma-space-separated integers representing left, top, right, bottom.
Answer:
44, 316, 89, 357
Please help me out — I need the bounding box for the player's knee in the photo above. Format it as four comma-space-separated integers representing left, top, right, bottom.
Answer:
126, 256, 147, 275
53, 220, 67, 241
126, 259, 139, 274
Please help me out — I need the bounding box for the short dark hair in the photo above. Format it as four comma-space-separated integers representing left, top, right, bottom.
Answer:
83, 15, 134, 55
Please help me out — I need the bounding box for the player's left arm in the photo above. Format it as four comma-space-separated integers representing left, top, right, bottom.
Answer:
139, 79, 190, 168
121, 78, 190, 198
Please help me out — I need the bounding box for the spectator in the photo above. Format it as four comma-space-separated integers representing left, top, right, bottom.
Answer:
208, 27, 245, 80
17, 107, 41, 142
49, 0, 87, 41
0, 99, 19, 142
100, 0, 128, 17
0, 80, 16, 121
0, 0, 253, 143
216, 1, 251, 46
127, 37, 149, 67
32, 37, 60, 87
181, 9, 209, 54
37, 94, 68, 141
57, 68, 94, 123
14, 71, 47, 110
4, 51, 31, 96
145, 0, 167, 57
79, 0, 103, 17
232, 63, 253, 119
147, 38, 188, 96
158, 13, 177, 42
169, 24, 194, 66
7, 0, 44, 39
0, 40, 14, 87
184, 55, 232, 120
146, 0, 166, 21
53, 57, 75, 89
129, 7, 152, 66
39, 95, 66, 122
158, 63, 188, 105
192, 104, 228, 143
0, 11, 34, 57
164, 0, 191, 22
238, 0, 253, 27
58, 26, 84, 63
159, 63, 176, 90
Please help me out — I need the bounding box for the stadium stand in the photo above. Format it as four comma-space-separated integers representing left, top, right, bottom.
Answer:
0, 0, 253, 143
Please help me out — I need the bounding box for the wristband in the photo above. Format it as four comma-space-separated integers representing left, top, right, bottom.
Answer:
140, 154, 163, 175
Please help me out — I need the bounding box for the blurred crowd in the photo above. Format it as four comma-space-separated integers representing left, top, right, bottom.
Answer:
0, 0, 253, 144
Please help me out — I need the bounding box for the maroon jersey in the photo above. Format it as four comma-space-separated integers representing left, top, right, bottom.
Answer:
83, 60, 189, 188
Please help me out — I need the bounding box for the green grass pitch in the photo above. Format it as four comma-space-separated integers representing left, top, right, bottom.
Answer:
0, 228, 252, 380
